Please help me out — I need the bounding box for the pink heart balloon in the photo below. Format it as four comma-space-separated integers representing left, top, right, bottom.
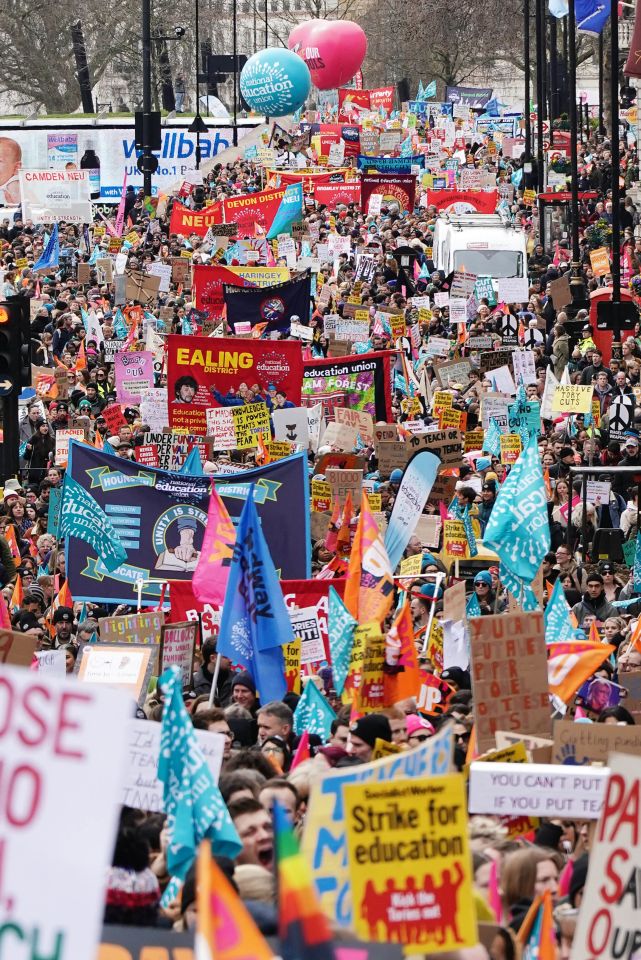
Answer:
289, 19, 367, 91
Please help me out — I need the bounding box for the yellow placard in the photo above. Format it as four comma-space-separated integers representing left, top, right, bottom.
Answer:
433, 391, 453, 414
284, 639, 301, 695
443, 519, 469, 559
371, 738, 403, 760
589, 246, 610, 278
399, 554, 423, 577
366, 492, 383, 512
344, 775, 477, 949
440, 407, 467, 431
180, 249, 193, 259
312, 479, 332, 512
523, 188, 536, 206
231, 403, 270, 449
464, 428, 485, 452
427, 618, 444, 671
551, 384, 594, 414
500, 433, 522, 465
266, 440, 293, 461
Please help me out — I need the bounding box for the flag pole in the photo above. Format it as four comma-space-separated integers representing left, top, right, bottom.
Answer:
208, 652, 222, 707
421, 571, 445, 653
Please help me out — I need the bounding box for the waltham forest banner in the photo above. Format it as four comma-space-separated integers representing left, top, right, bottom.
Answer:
302, 351, 394, 422
66, 443, 310, 604
167, 335, 304, 434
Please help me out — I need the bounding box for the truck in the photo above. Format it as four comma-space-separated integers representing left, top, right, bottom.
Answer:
433, 213, 527, 279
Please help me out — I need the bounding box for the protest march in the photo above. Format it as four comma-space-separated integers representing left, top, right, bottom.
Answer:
6, 11, 641, 960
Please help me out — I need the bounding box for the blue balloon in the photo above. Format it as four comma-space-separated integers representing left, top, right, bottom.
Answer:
240, 48, 311, 117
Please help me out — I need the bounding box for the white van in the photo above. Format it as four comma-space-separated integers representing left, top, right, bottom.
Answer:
433, 213, 527, 279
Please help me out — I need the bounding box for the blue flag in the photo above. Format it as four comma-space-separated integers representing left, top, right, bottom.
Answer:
179, 446, 204, 475
267, 182, 304, 240
88, 243, 101, 265
545, 578, 578, 644
385, 450, 439, 570
33, 223, 59, 272
425, 80, 437, 99
328, 586, 357, 695
417, 80, 426, 100
293, 679, 337, 739
483, 418, 502, 458
158, 666, 241, 906
217, 488, 292, 702
113, 308, 128, 339
484, 433, 550, 595
462, 505, 478, 558
575, 0, 609, 33
59, 470, 128, 573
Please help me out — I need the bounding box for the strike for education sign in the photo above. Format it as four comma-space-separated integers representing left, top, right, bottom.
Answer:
0, 664, 130, 959
344, 775, 477, 949
571, 753, 641, 960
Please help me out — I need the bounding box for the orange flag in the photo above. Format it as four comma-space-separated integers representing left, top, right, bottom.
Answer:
516, 890, 557, 959
548, 640, 615, 704
588, 620, 601, 644
4, 525, 20, 560
196, 841, 273, 960
384, 600, 420, 703
9, 576, 23, 613
629, 616, 641, 654
75, 339, 87, 371
343, 492, 394, 624
324, 497, 341, 553
336, 491, 353, 557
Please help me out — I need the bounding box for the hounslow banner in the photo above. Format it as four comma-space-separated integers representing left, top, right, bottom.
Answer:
66, 442, 310, 604
302, 351, 394, 422
167, 335, 304, 434
223, 271, 312, 334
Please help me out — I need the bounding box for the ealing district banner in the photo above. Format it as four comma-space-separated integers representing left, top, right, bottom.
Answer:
302, 351, 394, 422
65, 442, 310, 604
166, 335, 304, 435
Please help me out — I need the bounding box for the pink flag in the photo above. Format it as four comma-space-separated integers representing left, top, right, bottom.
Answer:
114, 172, 128, 237
0, 596, 10, 629
192, 485, 237, 605
488, 859, 503, 923
438, 500, 450, 521
290, 730, 310, 770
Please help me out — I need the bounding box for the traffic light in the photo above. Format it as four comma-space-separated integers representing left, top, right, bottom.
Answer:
0, 298, 30, 396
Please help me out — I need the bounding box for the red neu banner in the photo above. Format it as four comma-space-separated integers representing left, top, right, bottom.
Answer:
167, 334, 304, 434
360, 173, 417, 215
426, 189, 498, 214
314, 182, 362, 207
169, 200, 223, 237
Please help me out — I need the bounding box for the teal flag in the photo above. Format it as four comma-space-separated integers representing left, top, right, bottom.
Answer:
545, 577, 578, 644
158, 666, 241, 906
328, 586, 356, 695
59, 471, 128, 573
634, 533, 641, 592
484, 433, 550, 594
293, 679, 336, 739
483, 418, 502, 457
179, 447, 203, 475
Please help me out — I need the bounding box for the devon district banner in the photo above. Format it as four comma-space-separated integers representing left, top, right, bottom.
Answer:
167, 335, 304, 434
66, 442, 310, 604
302, 351, 394, 422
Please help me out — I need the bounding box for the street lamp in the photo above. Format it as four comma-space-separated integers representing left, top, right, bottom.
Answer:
188, 0, 208, 169
567, 0, 587, 309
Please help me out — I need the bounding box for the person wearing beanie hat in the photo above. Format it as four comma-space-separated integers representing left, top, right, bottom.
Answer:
406, 714, 435, 747
231, 670, 258, 712
440, 667, 471, 691
104, 826, 160, 927
348, 714, 392, 762
476, 456, 492, 473
52, 604, 74, 647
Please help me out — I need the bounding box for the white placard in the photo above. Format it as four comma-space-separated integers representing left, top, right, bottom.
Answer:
367, 193, 383, 216
511, 349, 537, 386
0, 664, 130, 958
307, 402, 324, 452
34, 649, 67, 675
289, 606, 325, 663
290, 321, 314, 341
585, 479, 611, 504
122, 718, 224, 812
272, 407, 310, 446
147, 261, 173, 292
498, 277, 529, 304
327, 233, 351, 257
206, 407, 236, 450
469, 761, 610, 819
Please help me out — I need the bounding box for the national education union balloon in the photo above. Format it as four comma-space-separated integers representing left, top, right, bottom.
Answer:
240, 48, 311, 117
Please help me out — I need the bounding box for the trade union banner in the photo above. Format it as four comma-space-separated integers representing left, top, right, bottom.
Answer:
166, 334, 304, 435
169, 199, 224, 237
302, 351, 395, 423
220, 184, 288, 230
360, 173, 417, 215
426, 189, 498, 214
313, 182, 362, 206
192, 264, 289, 318
223, 271, 312, 334
66, 442, 310, 604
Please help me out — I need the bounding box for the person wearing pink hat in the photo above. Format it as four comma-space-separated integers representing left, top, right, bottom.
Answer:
406, 714, 434, 748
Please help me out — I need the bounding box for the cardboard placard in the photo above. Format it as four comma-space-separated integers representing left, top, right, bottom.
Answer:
552, 719, 641, 765
326, 467, 363, 503
77, 643, 155, 707
470, 611, 551, 753
125, 269, 161, 304
443, 579, 467, 621
159, 621, 198, 690
99, 611, 164, 646
0, 629, 39, 667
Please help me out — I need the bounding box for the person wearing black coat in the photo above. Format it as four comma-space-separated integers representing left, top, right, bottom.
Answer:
24, 420, 55, 483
